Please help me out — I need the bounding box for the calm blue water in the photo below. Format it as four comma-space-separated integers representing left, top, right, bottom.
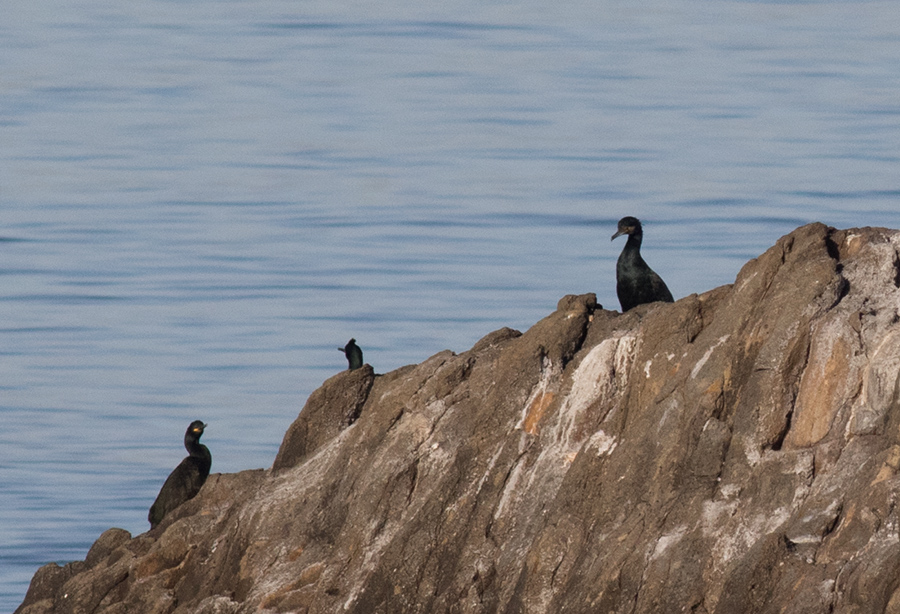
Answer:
2, 0, 900, 608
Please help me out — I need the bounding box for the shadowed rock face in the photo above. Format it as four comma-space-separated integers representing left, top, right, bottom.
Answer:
16, 223, 900, 614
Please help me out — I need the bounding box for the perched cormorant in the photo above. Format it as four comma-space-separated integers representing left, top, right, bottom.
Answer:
338, 338, 364, 370
611, 216, 674, 312
148, 420, 211, 529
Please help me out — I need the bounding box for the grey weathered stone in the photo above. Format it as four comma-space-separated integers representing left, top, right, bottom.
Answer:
15, 223, 900, 614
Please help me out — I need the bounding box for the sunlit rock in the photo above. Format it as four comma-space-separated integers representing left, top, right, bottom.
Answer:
16, 223, 900, 614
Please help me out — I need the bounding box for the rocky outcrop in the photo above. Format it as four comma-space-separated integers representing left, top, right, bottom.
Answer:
16, 223, 900, 614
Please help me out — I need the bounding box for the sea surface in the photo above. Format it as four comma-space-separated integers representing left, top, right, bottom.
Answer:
2, 0, 900, 608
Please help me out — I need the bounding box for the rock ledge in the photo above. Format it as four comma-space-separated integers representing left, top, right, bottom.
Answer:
16, 224, 900, 614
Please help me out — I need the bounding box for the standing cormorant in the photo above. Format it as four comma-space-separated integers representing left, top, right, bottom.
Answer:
611, 216, 674, 312
148, 420, 211, 529
338, 338, 364, 370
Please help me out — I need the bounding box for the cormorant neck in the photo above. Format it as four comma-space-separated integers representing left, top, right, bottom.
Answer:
185, 436, 206, 457
624, 231, 643, 252
195, 443, 211, 460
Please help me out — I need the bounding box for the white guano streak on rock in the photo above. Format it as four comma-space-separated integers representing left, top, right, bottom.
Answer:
268, 426, 356, 505
475, 447, 506, 493
615, 334, 637, 391
515, 354, 556, 432
651, 525, 688, 561
566, 338, 632, 426
343, 449, 449, 606
736, 270, 758, 292
853, 329, 900, 429
546, 335, 635, 461
702, 496, 790, 572
742, 437, 762, 467
339, 397, 459, 611
491, 434, 531, 522
691, 335, 731, 379
587, 430, 617, 456
249, 428, 360, 600
495, 335, 635, 522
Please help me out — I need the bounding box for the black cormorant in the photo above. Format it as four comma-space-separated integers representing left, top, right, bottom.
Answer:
338, 338, 364, 370
611, 216, 674, 312
148, 420, 211, 529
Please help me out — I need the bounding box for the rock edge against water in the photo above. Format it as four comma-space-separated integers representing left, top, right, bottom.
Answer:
16, 223, 900, 614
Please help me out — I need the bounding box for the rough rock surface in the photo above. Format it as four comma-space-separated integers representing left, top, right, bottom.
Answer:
16, 223, 900, 614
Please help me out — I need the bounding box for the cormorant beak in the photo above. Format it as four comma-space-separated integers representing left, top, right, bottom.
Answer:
611, 225, 635, 240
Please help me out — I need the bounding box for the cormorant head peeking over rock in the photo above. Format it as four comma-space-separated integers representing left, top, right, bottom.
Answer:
338, 338, 364, 370
148, 420, 211, 529
611, 216, 674, 312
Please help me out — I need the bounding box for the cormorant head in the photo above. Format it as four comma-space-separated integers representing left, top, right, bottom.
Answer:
611, 216, 642, 241
187, 421, 207, 437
